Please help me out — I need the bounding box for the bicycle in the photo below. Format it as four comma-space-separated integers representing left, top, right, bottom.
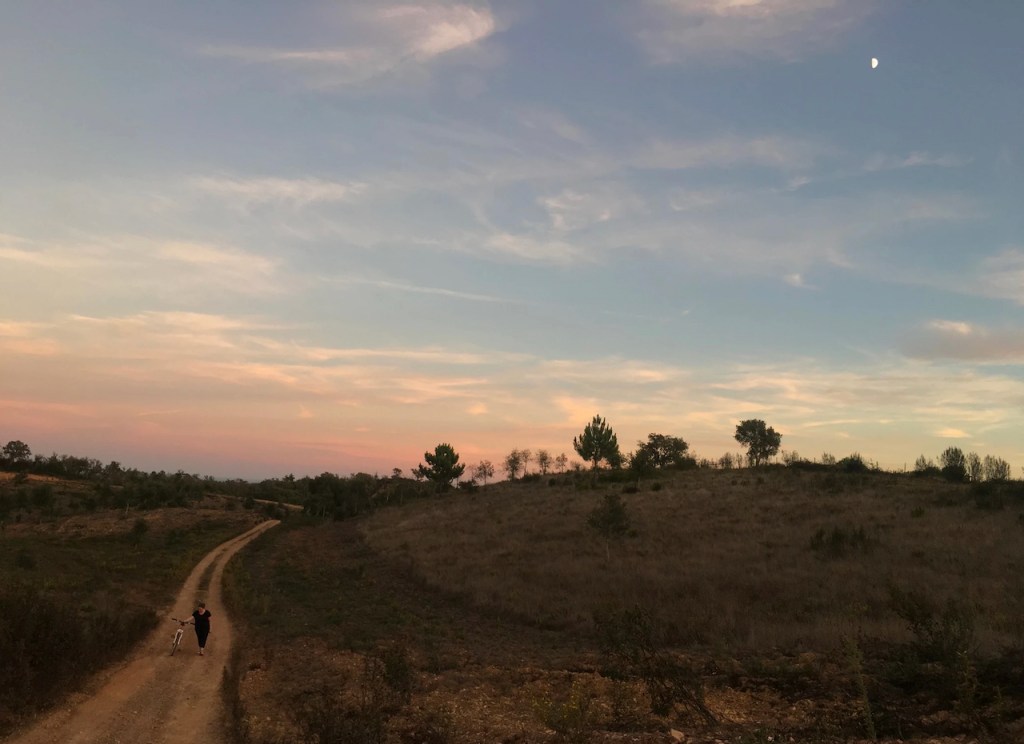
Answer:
170, 617, 194, 656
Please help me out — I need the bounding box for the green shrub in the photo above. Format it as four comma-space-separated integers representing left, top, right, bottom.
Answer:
533, 678, 595, 744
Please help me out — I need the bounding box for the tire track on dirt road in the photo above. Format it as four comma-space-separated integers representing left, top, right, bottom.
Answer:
4, 519, 280, 744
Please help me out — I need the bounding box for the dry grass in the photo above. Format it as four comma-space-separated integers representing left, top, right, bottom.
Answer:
223, 469, 1024, 742
360, 468, 1024, 654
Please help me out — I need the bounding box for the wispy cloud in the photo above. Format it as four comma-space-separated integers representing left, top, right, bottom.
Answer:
902, 318, 1024, 362
481, 233, 589, 265
627, 135, 827, 172
158, 241, 278, 281
630, 0, 874, 64
540, 186, 646, 232
0, 320, 60, 356
193, 176, 367, 206
201, 2, 497, 87
1, 234, 283, 297
972, 248, 1024, 305
331, 276, 513, 304
864, 151, 972, 172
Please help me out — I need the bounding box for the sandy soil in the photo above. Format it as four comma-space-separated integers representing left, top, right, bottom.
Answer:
4, 519, 279, 744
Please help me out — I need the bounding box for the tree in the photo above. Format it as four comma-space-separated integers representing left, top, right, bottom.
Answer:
574, 415, 622, 475
966, 452, 982, 482
414, 443, 465, 491
628, 447, 657, 485
914, 455, 938, 475
982, 455, 1011, 482
634, 433, 690, 470
734, 420, 781, 467
588, 493, 631, 561
503, 450, 523, 481
536, 449, 552, 475
555, 453, 568, 473
473, 460, 495, 485
2, 440, 31, 469
939, 446, 967, 482
520, 449, 532, 476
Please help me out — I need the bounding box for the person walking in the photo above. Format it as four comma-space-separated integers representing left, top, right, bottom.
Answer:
191, 601, 212, 656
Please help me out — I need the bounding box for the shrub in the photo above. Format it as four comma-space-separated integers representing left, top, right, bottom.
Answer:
809, 525, 875, 559
838, 453, 869, 473
594, 606, 715, 722
295, 657, 401, 744
889, 587, 976, 670
378, 643, 415, 704
532, 678, 596, 744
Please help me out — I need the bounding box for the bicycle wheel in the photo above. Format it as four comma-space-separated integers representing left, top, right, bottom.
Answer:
171, 631, 181, 656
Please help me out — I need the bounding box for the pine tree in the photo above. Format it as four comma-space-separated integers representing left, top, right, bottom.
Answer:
573, 415, 622, 476
414, 443, 465, 491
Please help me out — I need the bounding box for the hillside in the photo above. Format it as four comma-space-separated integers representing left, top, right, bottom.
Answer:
224, 466, 1024, 743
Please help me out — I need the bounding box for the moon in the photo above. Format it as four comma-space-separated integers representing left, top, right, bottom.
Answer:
871, 57, 879, 69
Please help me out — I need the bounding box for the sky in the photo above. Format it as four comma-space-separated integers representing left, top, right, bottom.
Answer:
2, 1, 1024, 480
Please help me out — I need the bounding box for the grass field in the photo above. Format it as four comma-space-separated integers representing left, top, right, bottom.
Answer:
223, 467, 1024, 743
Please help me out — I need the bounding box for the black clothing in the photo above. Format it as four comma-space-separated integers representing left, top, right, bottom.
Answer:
192, 609, 212, 648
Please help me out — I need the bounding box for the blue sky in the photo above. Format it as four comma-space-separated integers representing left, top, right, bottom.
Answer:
2, 0, 1023, 479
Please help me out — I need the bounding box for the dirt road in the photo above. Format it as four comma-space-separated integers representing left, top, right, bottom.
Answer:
5, 519, 279, 744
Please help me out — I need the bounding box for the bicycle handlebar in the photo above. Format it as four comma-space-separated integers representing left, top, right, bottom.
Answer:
171, 617, 194, 625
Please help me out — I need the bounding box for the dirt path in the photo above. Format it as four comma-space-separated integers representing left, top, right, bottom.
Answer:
4, 519, 279, 744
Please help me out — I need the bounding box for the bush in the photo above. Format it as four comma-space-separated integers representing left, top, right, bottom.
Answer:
889, 587, 976, 670
838, 453, 870, 473
594, 606, 715, 722
533, 678, 596, 744
809, 525, 875, 559
378, 643, 415, 704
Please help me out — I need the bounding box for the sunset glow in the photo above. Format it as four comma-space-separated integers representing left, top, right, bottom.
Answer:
2, 2, 1023, 479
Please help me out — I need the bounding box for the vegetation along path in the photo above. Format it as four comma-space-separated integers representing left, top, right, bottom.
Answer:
4, 519, 280, 744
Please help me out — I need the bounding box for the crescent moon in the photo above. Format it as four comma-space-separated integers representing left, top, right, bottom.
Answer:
871, 57, 878, 69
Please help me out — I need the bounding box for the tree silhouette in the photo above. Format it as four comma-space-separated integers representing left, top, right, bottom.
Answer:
473, 460, 495, 485
503, 450, 523, 481
634, 433, 689, 470
574, 415, 622, 476
414, 443, 465, 491
536, 449, 552, 475
734, 419, 782, 467
2, 440, 31, 469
